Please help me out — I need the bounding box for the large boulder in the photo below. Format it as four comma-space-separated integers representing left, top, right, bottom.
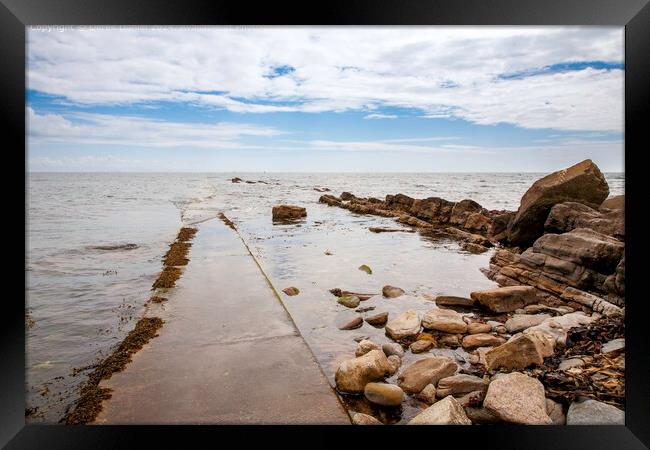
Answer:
483, 372, 553, 424
421, 308, 468, 333
398, 357, 458, 394
385, 310, 421, 340
334, 350, 392, 394
470, 286, 538, 313
450, 199, 484, 227
600, 195, 624, 211
408, 395, 472, 425
566, 399, 624, 425
532, 228, 624, 274
485, 331, 555, 371
545, 202, 624, 240
272, 204, 307, 221
506, 160, 609, 246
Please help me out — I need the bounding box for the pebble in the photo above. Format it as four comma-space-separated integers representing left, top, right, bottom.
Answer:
364, 382, 404, 406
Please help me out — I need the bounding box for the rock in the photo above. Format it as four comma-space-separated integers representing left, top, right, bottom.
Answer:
358, 264, 372, 275
231, 177, 243, 183
464, 406, 501, 424
601, 338, 625, 354
398, 357, 458, 394
355, 339, 380, 357
462, 333, 505, 349
485, 331, 555, 371
422, 308, 468, 333
365, 312, 389, 327
560, 288, 623, 317
364, 382, 404, 406
436, 374, 488, 398
435, 296, 476, 308
523, 312, 595, 346
506, 159, 610, 246
385, 310, 421, 340
450, 199, 484, 227
382, 285, 405, 298
483, 372, 553, 424
467, 322, 492, 334
385, 193, 415, 210
566, 399, 624, 425
461, 242, 489, 254
319, 194, 342, 206
272, 204, 307, 221
386, 355, 401, 375
352, 412, 382, 425
336, 314, 364, 330
464, 213, 492, 233
559, 358, 586, 371
410, 340, 433, 354
382, 343, 405, 358
456, 390, 486, 407
340, 192, 356, 201
282, 286, 300, 296
335, 350, 392, 394
338, 295, 361, 308
532, 228, 624, 274
368, 226, 414, 233
505, 314, 551, 333
330, 289, 376, 301
600, 194, 624, 210
490, 211, 515, 241
408, 395, 472, 425
437, 334, 462, 348
470, 285, 538, 313
486, 320, 504, 330
546, 398, 566, 425
409, 196, 455, 223
446, 227, 492, 247
545, 201, 624, 240
356, 306, 375, 313
416, 384, 437, 405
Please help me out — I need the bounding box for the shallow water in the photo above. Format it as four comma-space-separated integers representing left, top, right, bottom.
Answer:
26, 172, 624, 422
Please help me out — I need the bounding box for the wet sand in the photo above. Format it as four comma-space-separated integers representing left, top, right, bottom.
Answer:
93, 218, 350, 424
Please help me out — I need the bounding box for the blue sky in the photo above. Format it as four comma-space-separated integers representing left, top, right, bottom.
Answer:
26, 27, 624, 172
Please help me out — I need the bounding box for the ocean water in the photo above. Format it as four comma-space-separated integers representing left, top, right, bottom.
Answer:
26, 172, 624, 422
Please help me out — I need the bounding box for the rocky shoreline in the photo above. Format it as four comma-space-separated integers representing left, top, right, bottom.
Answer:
317, 160, 625, 425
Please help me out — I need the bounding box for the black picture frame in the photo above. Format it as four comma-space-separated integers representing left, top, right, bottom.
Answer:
4, 0, 649, 448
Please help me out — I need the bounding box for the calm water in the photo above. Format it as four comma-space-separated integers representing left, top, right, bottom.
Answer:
26, 172, 624, 422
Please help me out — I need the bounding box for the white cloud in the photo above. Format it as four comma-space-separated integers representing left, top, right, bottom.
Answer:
27, 107, 284, 149
364, 113, 398, 120
27, 26, 624, 132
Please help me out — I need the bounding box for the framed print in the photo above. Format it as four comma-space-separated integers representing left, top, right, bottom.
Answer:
3, 0, 650, 448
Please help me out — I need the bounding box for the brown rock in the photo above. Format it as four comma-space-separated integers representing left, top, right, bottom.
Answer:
437, 334, 462, 348
416, 384, 437, 404
365, 312, 389, 327
506, 159, 609, 246
546, 398, 566, 425
467, 322, 492, 334
464, 213, 492, 233
410, 197, 455, 223
398, 357, 458, 394
422, 308, 468, 333
461, 242, 489, 254
335, 350, 392, 394
385, 310, 421, 340
464, 406, 501, 424
408, 395, 472, 425
382, 285, 405, 298
504, 314, 551, 333
352, 412, 382, 425
485, 331, 555, 371
600, 195, 624, 210
483, 372, 552, 424
355, 339, 380, 357
435, 296, 476, 308
462, 333, 506, 349
450, 199, 484, 227
410, 340, 433, 354
471, 285, 538, 313
436, 374, 488, 398
272, 204, 307, 221
282, 286, 300, 296
545, 201, 624, 240
364, 382, 405, 406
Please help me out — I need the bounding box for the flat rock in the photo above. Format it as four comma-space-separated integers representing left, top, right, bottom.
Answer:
382, 285, 405, 298
436, 374, 488, 398
559, 358, 586, 371
382, 342, 405, 358
338, 295, 361, 308
422, 308, 468, 333
335, 350, 392, 394
467, 322, 492, 334
485, 331, 555, 371
352, 412, 382, 425
364, 382, 404, 406
435, 295, 476, 308
272, 204, 307, 222
505, 314, 551, 333
601, 338, 625, 354
566, 399, 624, 425
408, 395, 472, 425
483, 372, 553, 424
462, 333, 506, 349
523, 312, 595, 346
336, 313, 364, 330
398, 357, 458, 394
365, 312, 389, 326
410, 340, 433, 354
385, 310, 421, 340
471, 286, 538, 313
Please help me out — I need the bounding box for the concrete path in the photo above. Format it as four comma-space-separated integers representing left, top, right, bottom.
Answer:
93, 219, 350, 424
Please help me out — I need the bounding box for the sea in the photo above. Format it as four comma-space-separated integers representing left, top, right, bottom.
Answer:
25, 172, 624, 422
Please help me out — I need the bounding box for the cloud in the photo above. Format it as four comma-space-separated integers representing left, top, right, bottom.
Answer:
364, 113, 398, 120
27, 107, 284, 148
27, 26, 624, 132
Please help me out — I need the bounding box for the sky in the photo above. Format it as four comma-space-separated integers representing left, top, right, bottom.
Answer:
26, 26, 624, 172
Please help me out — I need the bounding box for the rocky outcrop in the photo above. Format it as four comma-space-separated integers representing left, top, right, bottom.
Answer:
272, 204, 307, 222
483, 372, 553, 424
545, 202, 624, 240
506, 159, 609, 247
335, 350, 392, 394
